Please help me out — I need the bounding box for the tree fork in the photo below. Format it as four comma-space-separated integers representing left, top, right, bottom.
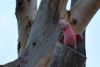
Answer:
1, 0, 99, 67
2, 0, 69, 67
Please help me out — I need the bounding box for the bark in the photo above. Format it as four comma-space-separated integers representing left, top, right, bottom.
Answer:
69, 0, 100, 34
3, 0, 68, 67
15, 0, 37, 56
49, 0, 86, 67
49, 42, 86, 67
20, 0, 68, 66
1, 0, 99, 67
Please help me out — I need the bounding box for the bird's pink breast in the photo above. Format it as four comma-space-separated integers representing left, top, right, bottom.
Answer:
63, 27, 76, 46
59, 18, 76, 48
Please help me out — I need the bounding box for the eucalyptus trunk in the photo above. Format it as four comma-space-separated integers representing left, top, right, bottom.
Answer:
0, 0, 100, 67
15, 0, 37, 56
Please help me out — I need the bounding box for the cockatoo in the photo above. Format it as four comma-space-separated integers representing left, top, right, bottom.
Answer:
59, 17, 76, 49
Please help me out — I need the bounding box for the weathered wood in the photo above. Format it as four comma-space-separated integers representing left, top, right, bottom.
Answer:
69, 0, 100, 34
49, 42, 86, 67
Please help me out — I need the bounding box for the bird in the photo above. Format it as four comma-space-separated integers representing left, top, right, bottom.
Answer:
59, 17, 76, 49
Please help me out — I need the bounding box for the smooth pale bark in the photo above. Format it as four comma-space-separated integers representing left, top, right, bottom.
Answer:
69, 0, 100, 34
15, 0, 37, 56
2, 0, 68, 67
20, 0, 68, 66
1, 0, 99, 67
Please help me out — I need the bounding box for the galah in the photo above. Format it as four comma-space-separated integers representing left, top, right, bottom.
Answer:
59, 17, 76, 49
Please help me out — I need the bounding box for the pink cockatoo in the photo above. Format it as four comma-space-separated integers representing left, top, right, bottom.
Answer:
59, 17, 76, 48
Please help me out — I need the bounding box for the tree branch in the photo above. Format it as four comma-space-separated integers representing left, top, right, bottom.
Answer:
69, 0, 100, 34
15, 0, 37, 56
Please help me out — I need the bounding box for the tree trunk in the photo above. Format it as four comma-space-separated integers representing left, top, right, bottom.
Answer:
1, 0, 68, 67
49, 42, 86, 67
0, 0, 99, 67
15, 0, 37, 56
